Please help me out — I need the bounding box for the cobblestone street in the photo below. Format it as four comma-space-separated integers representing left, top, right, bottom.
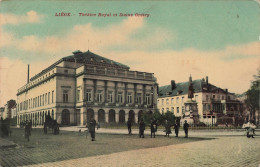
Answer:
0, 128, 259, 167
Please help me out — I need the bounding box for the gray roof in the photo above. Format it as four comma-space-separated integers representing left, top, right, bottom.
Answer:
30, 50, 129, 81
159, 79, 227, 97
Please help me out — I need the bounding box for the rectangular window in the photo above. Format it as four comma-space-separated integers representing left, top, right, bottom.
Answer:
221, 96, 224, 100
48, 92, 50, 104
166, 108, 169, 112
86, 89, 92, 102
166, 99, 169, 104
182, 97, 184, 103
195, 95, 198, 102
171, 98, 174, 104
52, 91, 54, 103
203, 104, 206, 111
162, 108, 164, 113
43, 94, 44, 105
162, 99, 164, 105
177, 107, 179, 113
136, 93, 142, 104
145, 94, 150, 105
63, 90, 68, 103
117, 92, 123, 103
45, 93, 47, 104
182, 106, 185, 113
206, 95, 209, 101
213, 95, 215, 99
29, 99, 30, 109
171, 107, 174, 113
108, 91, 113, 103
176, 97, 179, 103
127, 92, 132, 104
97, 90, 103, 103
77, 90, 80, 102
40, 95, 42, 106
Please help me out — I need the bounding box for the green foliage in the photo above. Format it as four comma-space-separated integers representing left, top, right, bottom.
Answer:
245, 69, 260, 121
0, 118, 11, 136
142, 110, 175, 126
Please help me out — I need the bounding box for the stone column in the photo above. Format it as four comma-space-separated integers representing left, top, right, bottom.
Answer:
115, 111, 119, 123
135, 112, 138, 124
134, 83, 137, 105
93, 79, 97, 103
105, 112, 109, 123
94, 110, 98, 122
125, 111, 129, 122
104, 80, 108, 103
115, 81, 118, 103
125, 83, 128, 105
82, 78, 85, 101
143, 84, 146, 105
80, 108, 86, 126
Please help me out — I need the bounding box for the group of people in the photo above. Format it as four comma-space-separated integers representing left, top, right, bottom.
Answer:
126, 118, 190, 139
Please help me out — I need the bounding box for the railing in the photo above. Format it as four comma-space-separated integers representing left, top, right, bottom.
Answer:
83, 66, 154, 80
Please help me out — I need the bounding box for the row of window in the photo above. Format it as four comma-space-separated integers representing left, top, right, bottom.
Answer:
79, 89, 152, 105
205, 94, 230, 101
159, 95, 198, 105
161, 106, 185, 114
18, 91, 54, 112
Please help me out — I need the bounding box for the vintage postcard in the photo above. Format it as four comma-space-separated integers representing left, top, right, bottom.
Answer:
0, 0, 259, 166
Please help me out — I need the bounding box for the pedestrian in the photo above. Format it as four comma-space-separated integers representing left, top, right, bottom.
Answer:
150, 119, 157, 138
183, 120, 189, 138
246, 127, 255, 138
139, 119, 145, 138
25, 122, 30, 142
165, 120, 171, 137
43, 122, 47, 134
127, 118, 132, 135
174, 122, 179, 137
89, 118, 96, 141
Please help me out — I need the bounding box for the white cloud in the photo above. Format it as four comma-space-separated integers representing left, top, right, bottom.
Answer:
6, 17, 172, 54
105, 42, 259, 94
0, 57, 50, 106
0, 10, 44, 25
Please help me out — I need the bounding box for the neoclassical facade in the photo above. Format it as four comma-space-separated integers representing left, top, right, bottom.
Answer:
17, 50, 158, 126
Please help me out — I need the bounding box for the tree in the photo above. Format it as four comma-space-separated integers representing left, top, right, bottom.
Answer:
245, 69, 260, 123
142, 110, 175, 126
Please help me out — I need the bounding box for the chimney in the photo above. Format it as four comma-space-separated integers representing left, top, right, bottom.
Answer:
171, 80, 176, 90
27, 64, 30, 83
225, 89, 228, 93
206, 76, 208, 85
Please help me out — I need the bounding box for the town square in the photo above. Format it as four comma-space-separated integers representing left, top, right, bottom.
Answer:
0, 0, 259, 167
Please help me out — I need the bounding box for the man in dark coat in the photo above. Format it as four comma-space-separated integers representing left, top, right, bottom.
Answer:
183, 120, 189, 138
174, 122, 179, 137
165, 120, 171, 137
89, 118, 96, 141
139, 119, 145, 138
127, 118, 132, 135
25, 122, 31, 142
150, 119, 157, 138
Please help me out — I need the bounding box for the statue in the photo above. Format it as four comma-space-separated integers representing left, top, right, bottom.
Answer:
188, 75, 194, 99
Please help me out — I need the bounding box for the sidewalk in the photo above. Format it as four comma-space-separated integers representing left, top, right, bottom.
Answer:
59, 126, 257, 137
0, 137, 16, 148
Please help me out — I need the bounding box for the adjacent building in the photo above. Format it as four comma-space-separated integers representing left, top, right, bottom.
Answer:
158, 76, 244, 126
17, 50, 158, 126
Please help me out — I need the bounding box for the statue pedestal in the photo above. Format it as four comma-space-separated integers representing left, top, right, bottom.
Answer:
181, 100, 200, 125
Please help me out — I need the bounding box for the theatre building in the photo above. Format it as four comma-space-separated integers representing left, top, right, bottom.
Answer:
17, 50, 158, 126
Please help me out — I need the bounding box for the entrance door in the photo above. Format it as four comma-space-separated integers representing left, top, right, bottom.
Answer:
62, 109, 70, 125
